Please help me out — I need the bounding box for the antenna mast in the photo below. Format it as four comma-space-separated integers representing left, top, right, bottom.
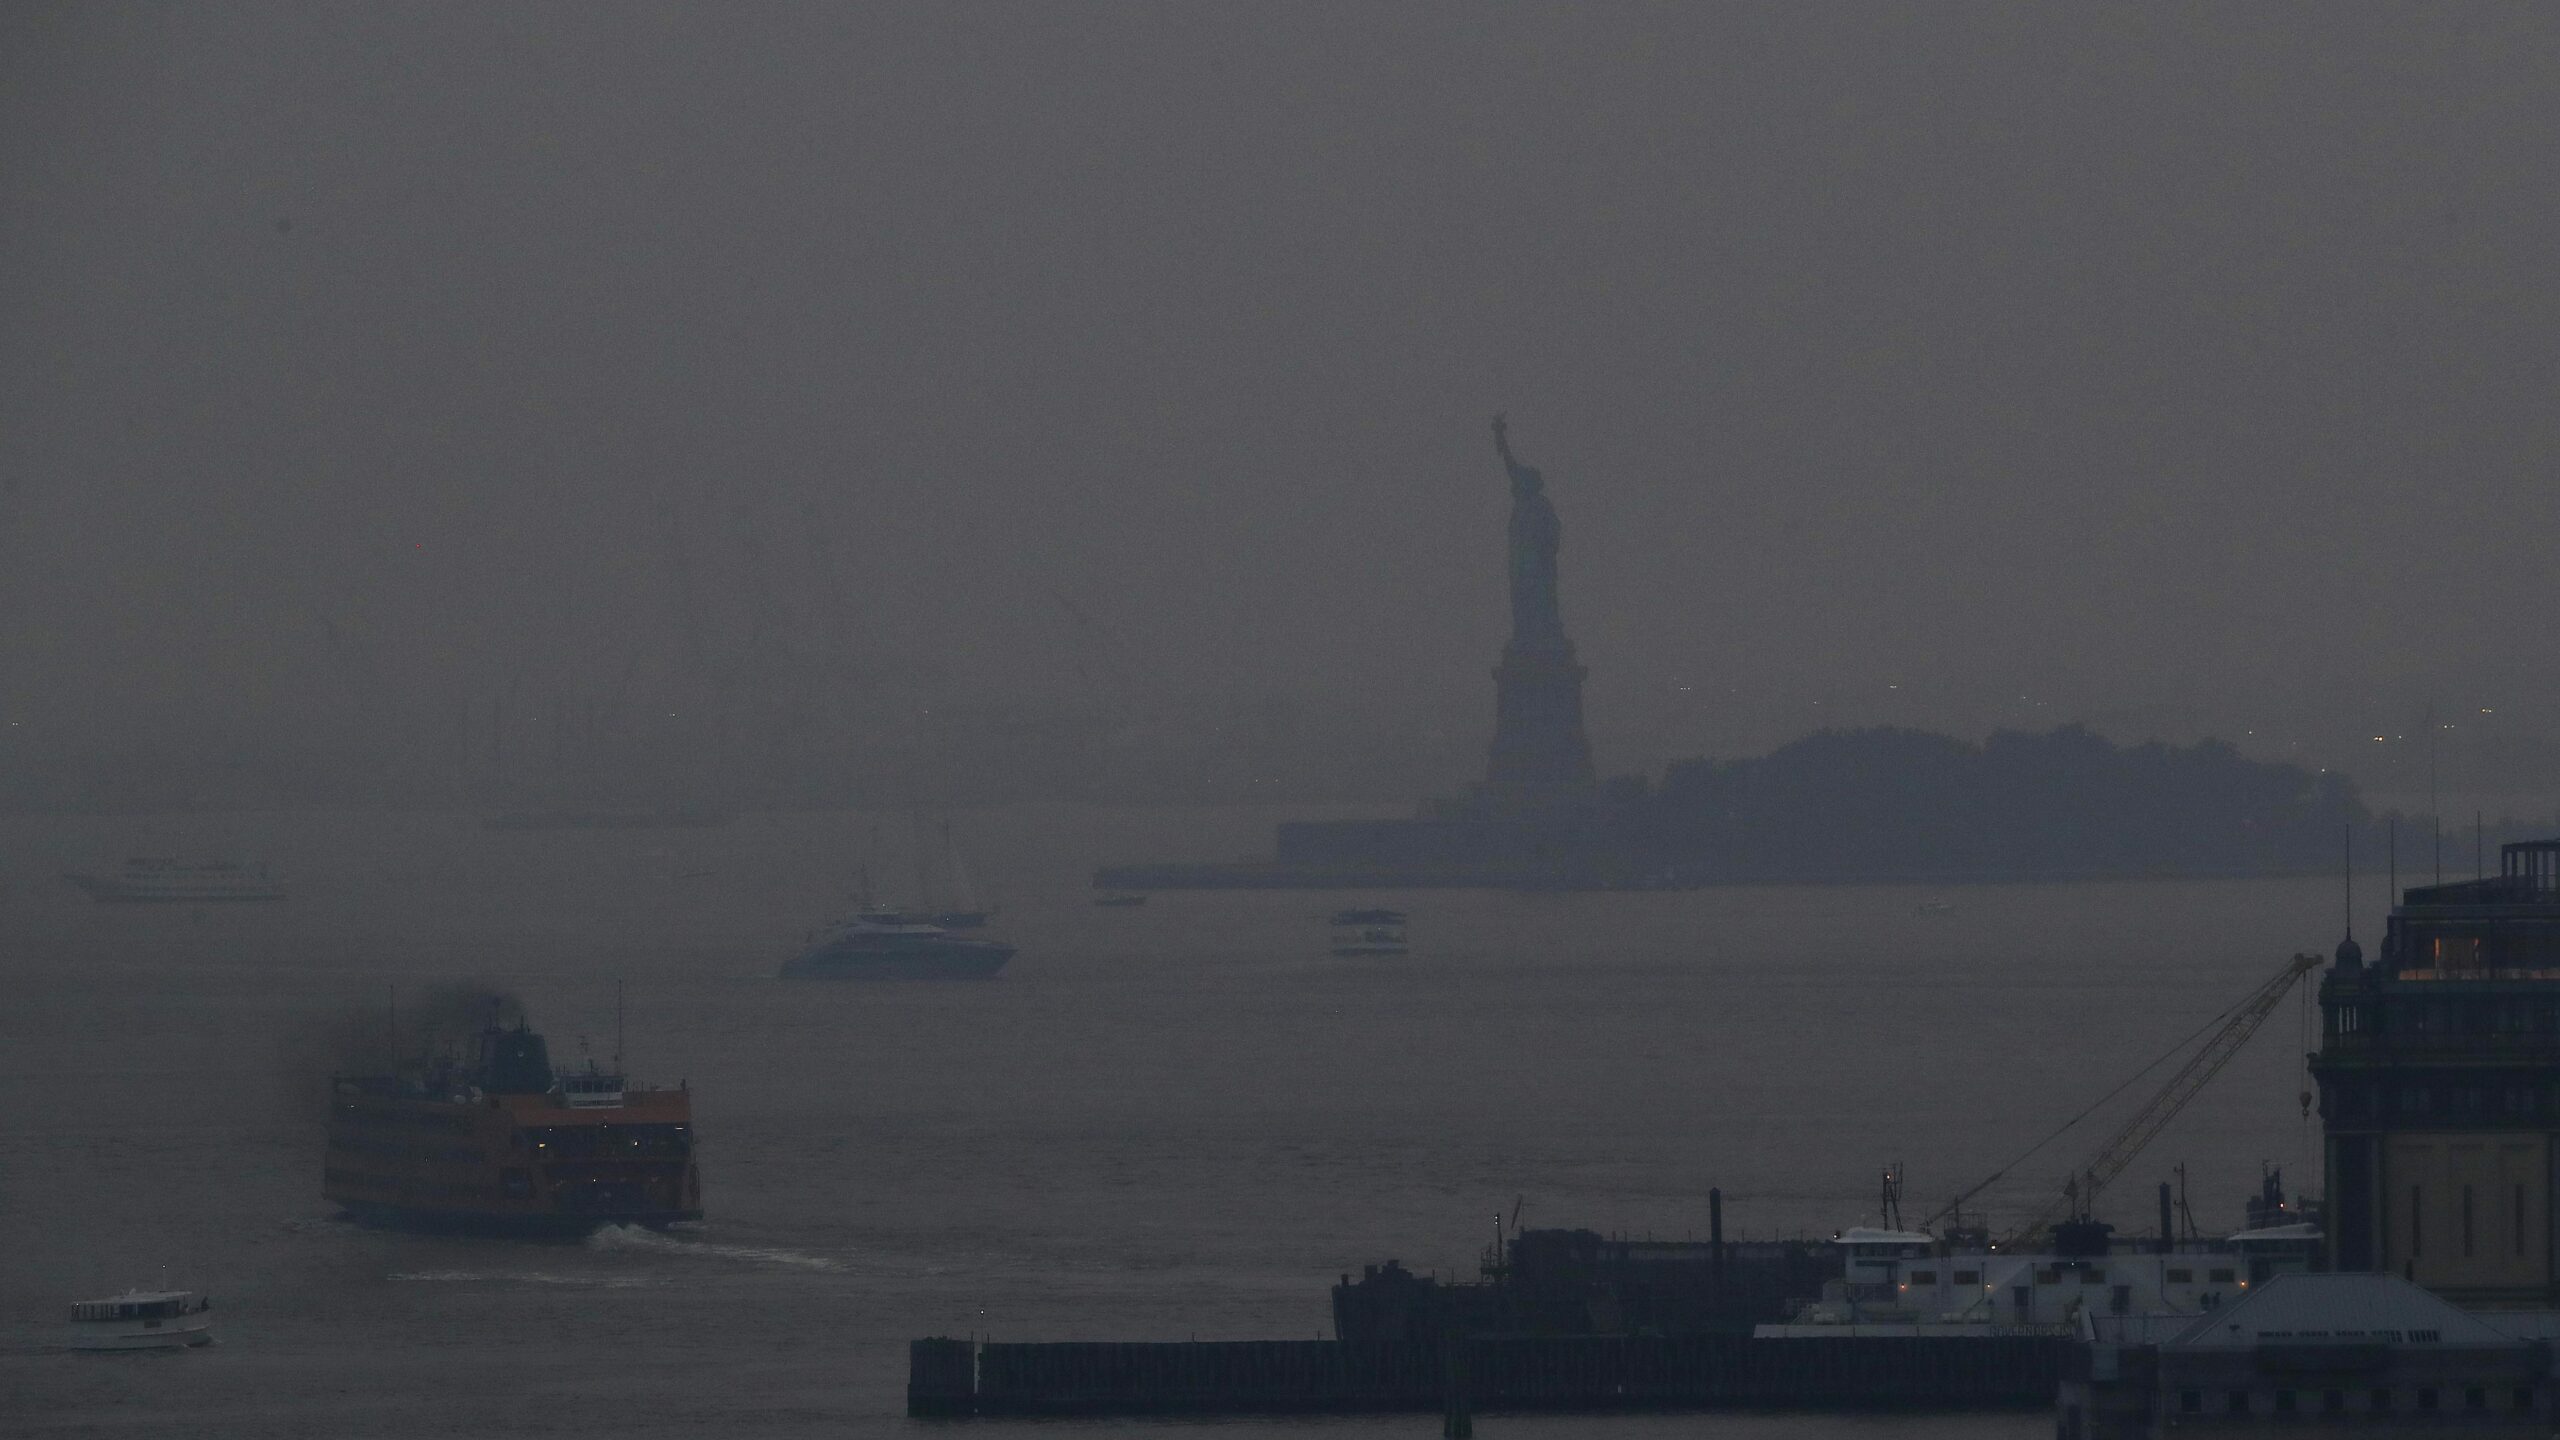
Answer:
2429, 703, 2442, 884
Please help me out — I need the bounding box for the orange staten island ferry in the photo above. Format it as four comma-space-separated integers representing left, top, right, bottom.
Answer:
326, 1015, 702, 1235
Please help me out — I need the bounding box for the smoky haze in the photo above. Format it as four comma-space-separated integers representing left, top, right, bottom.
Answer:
5, 4, 2556, 810
271, 980, 523, 1118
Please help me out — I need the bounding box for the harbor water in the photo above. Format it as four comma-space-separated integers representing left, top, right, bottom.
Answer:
0, 806, 2350, 1438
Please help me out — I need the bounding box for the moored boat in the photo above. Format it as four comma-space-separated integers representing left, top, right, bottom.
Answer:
1759, 1217, 2319, 1335
66, 1290, 213, 1350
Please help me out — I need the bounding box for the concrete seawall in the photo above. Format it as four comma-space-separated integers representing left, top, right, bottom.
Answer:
909, 1334, 2067, 1417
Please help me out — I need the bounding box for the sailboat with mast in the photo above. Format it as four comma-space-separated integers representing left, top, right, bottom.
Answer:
780, 823, 1014, 980
912, 815, 995, 930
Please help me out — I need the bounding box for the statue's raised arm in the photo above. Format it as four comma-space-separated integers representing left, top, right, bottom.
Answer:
1488, 412, 1563, 644
1492, 413, 1541, 495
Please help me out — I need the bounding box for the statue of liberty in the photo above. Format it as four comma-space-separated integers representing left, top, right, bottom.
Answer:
1492, 414, 1565, 647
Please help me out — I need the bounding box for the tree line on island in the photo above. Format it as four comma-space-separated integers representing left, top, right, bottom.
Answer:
1618, 725, 2498, 883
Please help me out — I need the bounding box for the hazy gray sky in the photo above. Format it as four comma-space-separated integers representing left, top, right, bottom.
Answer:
5, 3, 2556, 795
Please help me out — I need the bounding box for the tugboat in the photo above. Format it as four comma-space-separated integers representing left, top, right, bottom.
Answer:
325, 1010, 702, 1235
782, 908, 1014, 980
64, 859, 284, 903
65, 1290, 214, 1350
1328, 908, 1409, 957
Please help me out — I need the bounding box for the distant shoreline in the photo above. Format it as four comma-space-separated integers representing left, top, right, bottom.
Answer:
1091, 859, 2363, 892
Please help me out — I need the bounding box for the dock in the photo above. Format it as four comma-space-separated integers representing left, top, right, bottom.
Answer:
908, 1333, 2067, 1417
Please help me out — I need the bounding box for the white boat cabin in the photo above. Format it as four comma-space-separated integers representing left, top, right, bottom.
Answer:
67, 1289, 213, 1350
1770, 1224, 2323, 1334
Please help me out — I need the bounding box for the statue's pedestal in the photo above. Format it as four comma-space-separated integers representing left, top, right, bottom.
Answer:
1477, 637, 1596, 809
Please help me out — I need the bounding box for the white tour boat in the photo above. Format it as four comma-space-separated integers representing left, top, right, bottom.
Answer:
1328, 908, 1409, 957
66, 1289, 214, 1350
65, 858, 284, 904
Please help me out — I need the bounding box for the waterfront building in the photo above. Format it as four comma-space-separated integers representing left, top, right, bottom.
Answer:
2312, 841, 2560, 1307
2059, 1272, 2557, 1437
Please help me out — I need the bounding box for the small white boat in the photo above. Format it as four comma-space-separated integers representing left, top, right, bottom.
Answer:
1328, 909, 1409, 957
66, 1290, 214, 1350
64, 859, 284, 904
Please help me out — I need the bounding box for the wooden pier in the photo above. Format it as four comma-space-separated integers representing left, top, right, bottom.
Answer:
908, 1333, 2067, 1417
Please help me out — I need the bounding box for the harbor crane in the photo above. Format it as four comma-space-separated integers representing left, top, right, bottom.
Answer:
1919, 949, 2325, 1248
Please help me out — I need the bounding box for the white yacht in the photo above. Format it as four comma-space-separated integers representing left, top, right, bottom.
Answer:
781, 908, 1014, 980
65, 859, 284, 904
66, 1290, 214, 1350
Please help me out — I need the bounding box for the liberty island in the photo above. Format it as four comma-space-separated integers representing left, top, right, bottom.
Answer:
1096, 417, 1648, 891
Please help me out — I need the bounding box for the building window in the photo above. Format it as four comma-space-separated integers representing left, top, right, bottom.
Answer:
1952, 1270, 1978, 1285
2418, 1387, 2439, 1412
2227, 1390, 2250, 1415
2371, 1388, 2392, 1412
2209, 1268, 2236, 1283
2467, 1387, 2488, 1412
2082, 1268, 2107, 1284
2179, 1389, 2201, 1414
2166, 1268, 2193, 1284
2514, 1387, 2535, 1413
1908, 1270, 1935, 1285
2322, 1389, 2344, 1414
2274, 1389, 2297, 1414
